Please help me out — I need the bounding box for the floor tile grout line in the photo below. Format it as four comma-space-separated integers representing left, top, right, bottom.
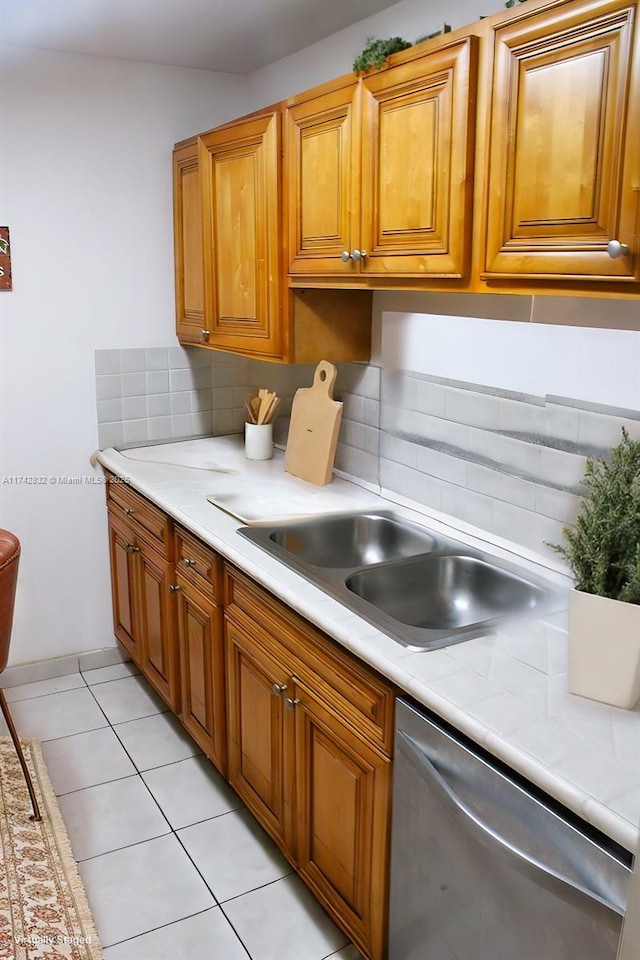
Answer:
215, 868, 297, 907
75, 826, 174, 865
101, 904, 250, 956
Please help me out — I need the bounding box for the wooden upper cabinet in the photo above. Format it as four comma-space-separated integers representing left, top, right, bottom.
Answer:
287, 79, 360, 275
360, 37, 478, 278
285, 37, 478, 279
199, 112, 283, 357
484, 0, 640, 281
173, 141, 204, 344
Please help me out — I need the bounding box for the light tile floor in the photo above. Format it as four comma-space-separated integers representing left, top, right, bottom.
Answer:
4, 663, 363, 960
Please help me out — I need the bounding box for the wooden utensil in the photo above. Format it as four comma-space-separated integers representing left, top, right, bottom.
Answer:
284, 360, 342, 485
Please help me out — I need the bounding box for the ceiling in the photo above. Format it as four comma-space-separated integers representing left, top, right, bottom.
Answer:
0, 0, 402, 74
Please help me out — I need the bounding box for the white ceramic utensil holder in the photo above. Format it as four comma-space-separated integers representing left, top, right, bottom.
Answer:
245, 422, 273, 460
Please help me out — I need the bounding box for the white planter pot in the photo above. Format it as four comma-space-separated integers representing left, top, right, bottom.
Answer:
568, 590, 640, 709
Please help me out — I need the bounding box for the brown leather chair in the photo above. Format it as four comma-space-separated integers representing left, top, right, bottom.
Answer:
0, 530, 41, 821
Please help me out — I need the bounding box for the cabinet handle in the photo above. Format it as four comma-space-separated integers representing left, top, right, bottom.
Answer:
123, 507, 135, 516
285, 697, 300, 710
169, 584, 181, 593
352, 249, 367, 261
272, 683, 287, 696
200, 329, 210, 343
607, 240, 630, 259
182, 558, 197, 568
124, 542, 140, 554
340, 250, 352, 262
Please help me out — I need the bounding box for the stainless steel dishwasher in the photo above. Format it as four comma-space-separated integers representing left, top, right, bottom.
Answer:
390, 698, 632, 960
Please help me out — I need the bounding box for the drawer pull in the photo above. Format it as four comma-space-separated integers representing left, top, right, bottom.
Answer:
182, 558, 197, 568
124, 542, 140, 554
285, 697, 300, 710
169, 584, 181, 593
272, 683, 287, 696
123, 507, 135, 516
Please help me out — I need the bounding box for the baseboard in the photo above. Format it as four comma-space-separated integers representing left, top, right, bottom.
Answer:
0, 646, 130, 688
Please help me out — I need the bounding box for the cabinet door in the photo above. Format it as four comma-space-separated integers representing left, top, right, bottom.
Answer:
137, 543, 180, 713
293, 681, 391, 960
173, 141, 205, 344
485, 0, 640, 280
225, 618, 291, 854
286, 80, 360, 275
199, 112, 282, 357
107, 511, 141, 666
176, 576, 226, 773
360, 37, 478, 278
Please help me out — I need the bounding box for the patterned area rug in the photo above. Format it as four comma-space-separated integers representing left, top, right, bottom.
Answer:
0, 739, 102, 959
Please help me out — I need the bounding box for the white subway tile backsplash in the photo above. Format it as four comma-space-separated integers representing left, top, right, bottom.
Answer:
145, 348, 169, 371
335, 445, 378, 484
466, 462, 536, 510
538, 447, 587, 489
123, 396, 148, 421
171, 414, 194, 437
98, 422, 124, 449
121, 373, 147, 397
379, 433, 418, 469
170, 392, 191, 416
416, 446, 468, 486
97, 399, 122, 424
577, 410, 640, 449
123, 419, 150, 444
121, 349, 147, 374
379, 460, 443, 510
444, 386, 502, 430
441, 484, 494, 531
148, 394, 171, 418
148, 417, 172, 441
146, 371, 170, 395
96, 375, 122, 401
95, 350, 122, 376
170, 369, 195, 392
468, 427, 541, 477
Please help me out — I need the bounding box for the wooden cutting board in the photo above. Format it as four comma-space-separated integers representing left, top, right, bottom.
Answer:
285, 361, 343, 485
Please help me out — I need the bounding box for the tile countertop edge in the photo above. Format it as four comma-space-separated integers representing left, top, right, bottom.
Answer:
96, 443, 640, 855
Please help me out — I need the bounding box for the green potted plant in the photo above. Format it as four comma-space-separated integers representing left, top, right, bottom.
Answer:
550, 427, 640, 708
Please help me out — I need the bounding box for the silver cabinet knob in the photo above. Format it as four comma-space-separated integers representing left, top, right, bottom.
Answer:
200, 329, 210, 343
182, 558, 196, 568
607, 240, 630, 259
351, 249, 367, 261
272, 683, 287, 696
124, 542, 140, 554
123, 507, 135, 516
285, 697, 300, 710
340, 250, 352, 262
169, 584, 181, 593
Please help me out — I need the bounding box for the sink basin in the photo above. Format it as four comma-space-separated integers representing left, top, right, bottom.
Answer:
268, 513, 436, 568
346, 554, 546, 630
238, 511, 566, 650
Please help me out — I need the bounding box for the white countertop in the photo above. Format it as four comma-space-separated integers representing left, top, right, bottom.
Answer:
97, 436, 640, 854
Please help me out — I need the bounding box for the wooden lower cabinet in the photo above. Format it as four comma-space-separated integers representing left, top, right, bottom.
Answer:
107, 509, 179, 711
176, 572, 226, 774
224, 570, 393, 960
294, 681, 391, 960
226, 619, 291, 853
107, 485, 394, 960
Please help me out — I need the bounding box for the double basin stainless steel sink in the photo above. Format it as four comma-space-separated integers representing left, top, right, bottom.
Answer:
238, 511, 566, 651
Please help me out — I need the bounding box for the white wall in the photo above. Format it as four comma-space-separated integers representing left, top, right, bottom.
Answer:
245, 0, 501, 109
0, 43, 248, 664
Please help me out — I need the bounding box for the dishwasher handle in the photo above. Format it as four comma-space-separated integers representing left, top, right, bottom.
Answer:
399, 730, 625, 918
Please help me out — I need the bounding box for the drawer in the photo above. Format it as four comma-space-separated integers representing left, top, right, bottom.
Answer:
175, 526, 223, 603
225, 565, 395, 756
106, 474, 173, 557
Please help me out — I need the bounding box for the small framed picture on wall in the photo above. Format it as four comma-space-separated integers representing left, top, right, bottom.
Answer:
0, 227, 12, 290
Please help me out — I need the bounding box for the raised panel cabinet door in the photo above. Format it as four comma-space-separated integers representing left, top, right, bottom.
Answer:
286, 80, 361, 275
485, 0, 640, 280
173, 141, 205, 344
176, 576, 226, 773
360, 37, 478, 278
107, 511, 141, 666
225, 619, 291, 854
199, 112, 282, 357
293, 681, 391, 960
137, 543, 180, 713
